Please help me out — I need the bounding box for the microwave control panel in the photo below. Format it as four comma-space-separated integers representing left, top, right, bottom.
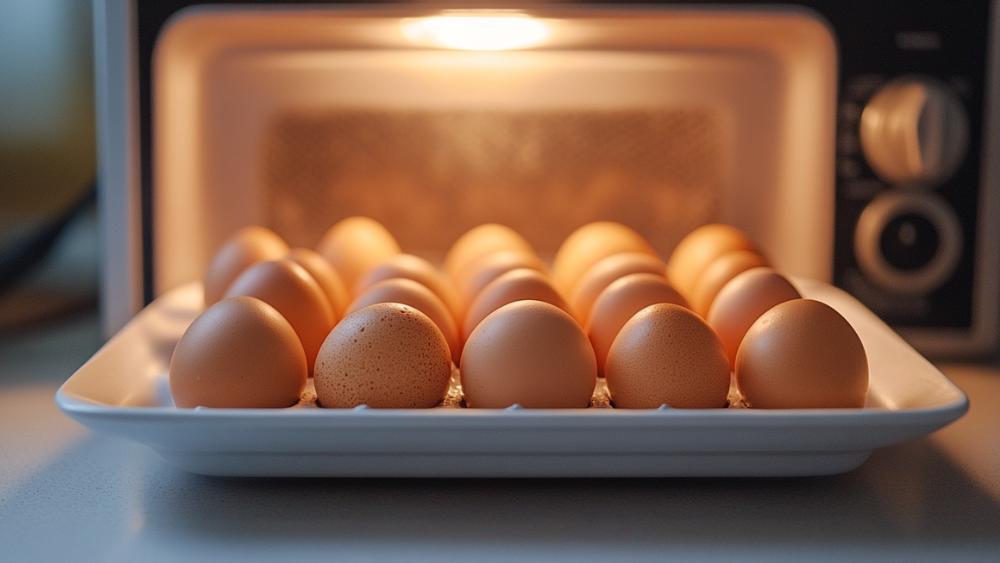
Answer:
827, 0, 993, 333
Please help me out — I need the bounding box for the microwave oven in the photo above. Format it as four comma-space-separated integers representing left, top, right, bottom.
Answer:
93, 0, 1000, 356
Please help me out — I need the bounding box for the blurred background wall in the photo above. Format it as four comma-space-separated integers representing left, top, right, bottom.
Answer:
0, 0, 97, 328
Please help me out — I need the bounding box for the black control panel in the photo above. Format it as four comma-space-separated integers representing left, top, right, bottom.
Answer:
823, 1, 992, 329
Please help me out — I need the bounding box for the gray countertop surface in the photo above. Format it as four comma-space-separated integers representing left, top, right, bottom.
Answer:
1, 312, 999, 562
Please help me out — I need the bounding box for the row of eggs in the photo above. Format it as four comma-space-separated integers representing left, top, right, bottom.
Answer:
169, 219, 869, 410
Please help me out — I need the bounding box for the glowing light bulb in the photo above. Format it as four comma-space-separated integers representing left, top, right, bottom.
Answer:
401, 14, 550, 51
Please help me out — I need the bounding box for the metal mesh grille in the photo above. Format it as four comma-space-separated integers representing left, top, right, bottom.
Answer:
263, 109, 721, 257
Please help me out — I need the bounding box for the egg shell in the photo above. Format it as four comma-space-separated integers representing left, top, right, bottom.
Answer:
551, 222, 656, 294
587, 273, 689, 373
317, 216, 400, 291
314, 303, 452, 409
355, 254, 460, 320
169, 296, 307, 408
461, 300, 597, 409
666, 224, 757, 301
203, 226, 288, 306
287, 248, 349, 318
569, 252, 666, 325
348, 278, 461, 364
605, 303, 730, 409
689, 250, 768, 316
455, 250, 546, 309
224, 259, 335, 372
462, 268, 571, 341
706, 267, 801, 367
443, 224, 535, 282
736, 299, 868, 409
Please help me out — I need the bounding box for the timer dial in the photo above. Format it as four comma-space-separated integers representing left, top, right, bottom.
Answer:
860, 78, 968, 186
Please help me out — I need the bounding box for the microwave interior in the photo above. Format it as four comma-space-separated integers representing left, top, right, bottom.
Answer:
152, 7, 836, 296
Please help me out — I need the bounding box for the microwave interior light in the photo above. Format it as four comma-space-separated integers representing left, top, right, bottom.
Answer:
400, 14, 550, 51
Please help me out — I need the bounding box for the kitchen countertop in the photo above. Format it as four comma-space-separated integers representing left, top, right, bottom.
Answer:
1, 312, 998, 562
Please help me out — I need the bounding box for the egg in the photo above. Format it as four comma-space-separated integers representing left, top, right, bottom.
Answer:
348, 278, 461, 364
461, 300, 597, 408
314, 303, 452, 408
317, 216, 400, 292
551, 222, 656, 294
443, 223, 535, 282
689, 250, 768, 316
586, 273, 688, 372
224, 259, 335, 371
706, 268, 801, 367
202, 226, 288, 306
736, 299, 869, 408
666, 224, 758, 301
287, 248, 349, 318
455, 250, 547, 309
169, 296, 307, 408
605, 303, 730, 409
355, 254, 460, 320
569, 252, 666, 325
462, 268, 571, 341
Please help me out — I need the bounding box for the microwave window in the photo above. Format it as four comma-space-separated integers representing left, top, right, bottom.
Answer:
153, 9, 835, 292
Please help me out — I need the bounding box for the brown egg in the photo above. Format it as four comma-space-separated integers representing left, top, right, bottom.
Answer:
461, 300, 596, 408
706, 268, 801, 367
224, 259, 335, 371
203, 226, 288, 306
287, 248, 349, 318
551, 222, 656, 294
348, 278, 461, 364
666, 224, 758, 301
169, 296, 307, 408
443, 223, 535, 282
606, 303, 730, 409
355, 254, 460, 320
317, 216, 400, 292
314, 303, 452, 408
455, 250, 546, 309
689, 250, 768, 316
462, 268, 571, 341
736, 299, 868, 408
569, 252, 666, 325
587, 273, 688, 372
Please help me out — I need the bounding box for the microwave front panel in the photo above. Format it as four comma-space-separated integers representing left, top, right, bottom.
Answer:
101, 0, 997, 354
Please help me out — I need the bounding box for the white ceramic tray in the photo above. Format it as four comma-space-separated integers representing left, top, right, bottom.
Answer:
57, 279, 967, 477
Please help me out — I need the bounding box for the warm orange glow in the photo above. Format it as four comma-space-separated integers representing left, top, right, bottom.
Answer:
401, 14, 550, 51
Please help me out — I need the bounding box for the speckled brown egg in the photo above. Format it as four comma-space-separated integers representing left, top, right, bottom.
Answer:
551, 222, 656, 294
605, 303, 730, 409
203, 226, 288, 306
462, 268, 571, 341
443, 223, 535, 282
666, 224, 758, 302
455, 250, 547, 309
169, 296, 307, 408
587, 273, 689, 373
736, 299, 869, 409
317, 217, 400, 292
689, 250, 768, 317
314, 303, 452, 408
355, 254, 460, 321
461, 300, 596, 408
348, 278, 461, 364
569, 252, 666, 325
706, 268, 801, 367
287, 247, 349, 318
224, 259, 335, 371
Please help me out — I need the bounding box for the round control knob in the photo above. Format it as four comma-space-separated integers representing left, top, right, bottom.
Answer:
854, 191, 962, 295
860, 78, 969, 186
